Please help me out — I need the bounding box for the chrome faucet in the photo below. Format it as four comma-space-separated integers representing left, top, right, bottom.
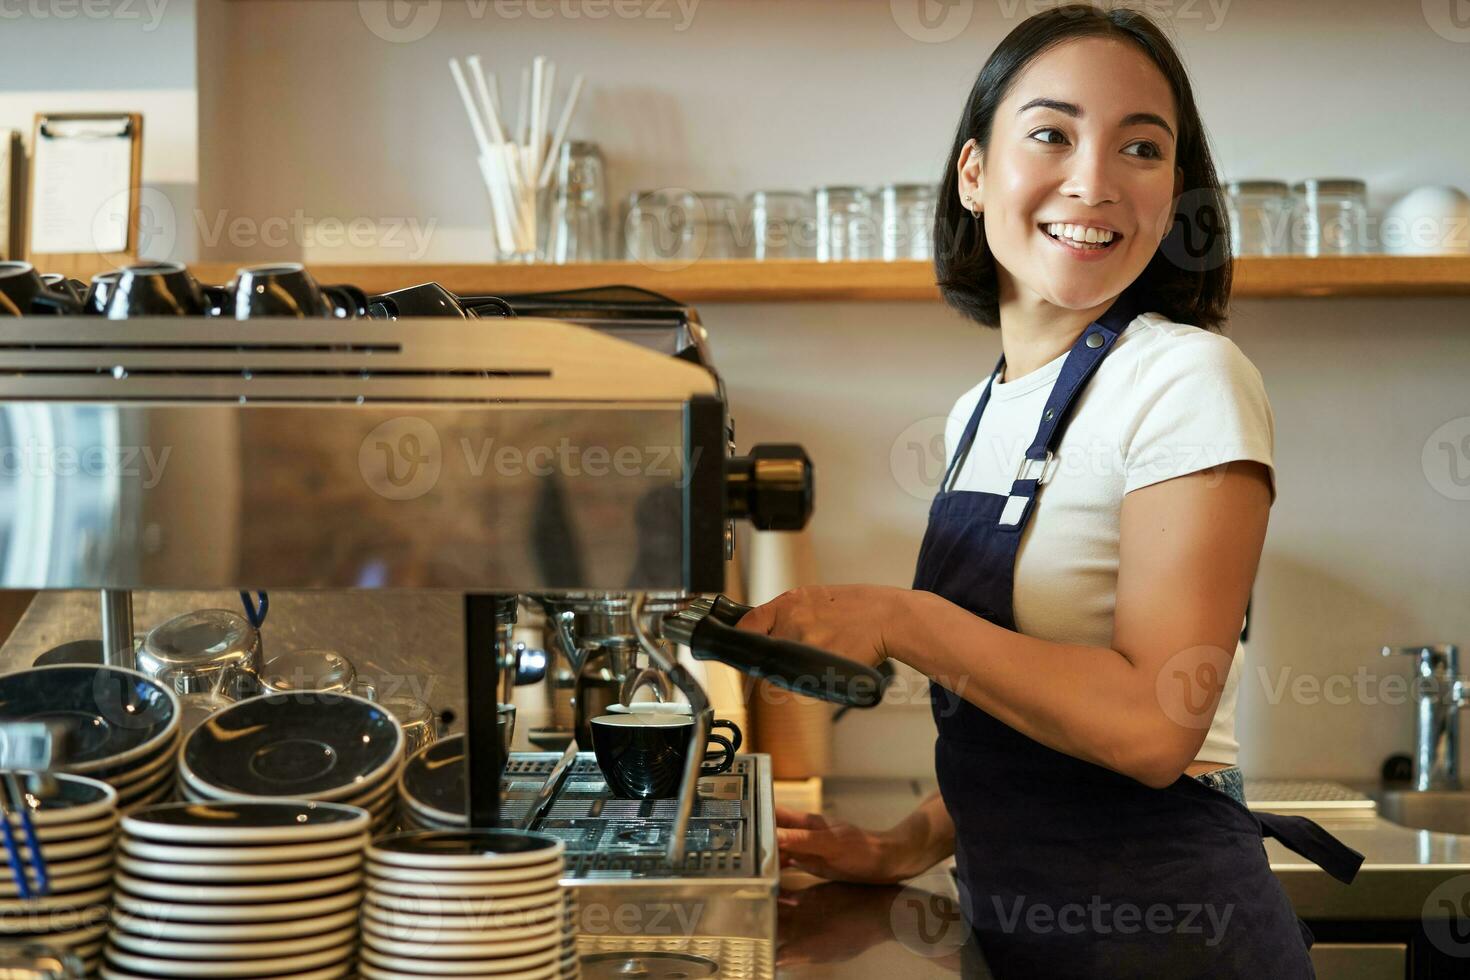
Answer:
1382, 644, 1465, 791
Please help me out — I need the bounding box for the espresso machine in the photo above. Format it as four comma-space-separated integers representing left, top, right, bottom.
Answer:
0, 301, 884, 978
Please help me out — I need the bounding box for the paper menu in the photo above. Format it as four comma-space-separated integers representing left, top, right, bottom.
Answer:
29, 116, 135, 256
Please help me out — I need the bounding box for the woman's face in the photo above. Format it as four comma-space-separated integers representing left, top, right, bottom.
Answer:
959, 36, 1183, 313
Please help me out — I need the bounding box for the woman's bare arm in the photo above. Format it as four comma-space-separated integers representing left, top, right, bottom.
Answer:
885, 461, 1271, 788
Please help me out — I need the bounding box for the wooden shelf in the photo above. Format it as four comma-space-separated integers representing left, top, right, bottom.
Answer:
185, 255, 1470, 303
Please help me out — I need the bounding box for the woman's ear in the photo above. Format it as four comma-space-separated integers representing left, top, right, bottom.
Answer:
957, 138, 984, 215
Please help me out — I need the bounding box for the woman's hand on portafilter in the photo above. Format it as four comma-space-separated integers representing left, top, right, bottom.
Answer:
735, 584, 903, 669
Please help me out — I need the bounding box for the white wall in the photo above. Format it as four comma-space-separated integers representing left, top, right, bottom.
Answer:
8, 0, 1470, 781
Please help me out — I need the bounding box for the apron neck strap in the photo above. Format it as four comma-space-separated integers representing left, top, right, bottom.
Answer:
940, 288, 1145, 509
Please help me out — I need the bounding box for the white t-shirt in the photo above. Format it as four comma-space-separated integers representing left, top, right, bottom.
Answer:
942, 311, 1276, 766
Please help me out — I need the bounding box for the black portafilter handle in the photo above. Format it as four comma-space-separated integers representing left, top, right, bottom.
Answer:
663, 594, 886, 709
726, 444, 813, 531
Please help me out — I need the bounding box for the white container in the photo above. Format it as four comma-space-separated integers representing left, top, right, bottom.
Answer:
1381, 185, 1470, 255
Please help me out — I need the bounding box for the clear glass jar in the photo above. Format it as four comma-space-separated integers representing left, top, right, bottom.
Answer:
748, 191, 816, 259
622, 190, 683, 262
622, 191, 741, 262
685, 192, 742, 260
548, 142, 608, 264
816, 186, 877, 261
881, 183, 937, 260
1223, 180, 1293, 256
1290, 179, 1368, 256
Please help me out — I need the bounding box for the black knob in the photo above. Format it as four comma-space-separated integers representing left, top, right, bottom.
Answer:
725, 444, 813, 530
1381, 753, 1413, 784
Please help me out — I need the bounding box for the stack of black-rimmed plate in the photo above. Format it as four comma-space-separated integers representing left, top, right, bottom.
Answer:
0, 665, 181, 814
104, 801, 369, 979
397, 735, 469, 831
360, 830, 571, 980
0, 772, 120, 975
178, 693, 404, 835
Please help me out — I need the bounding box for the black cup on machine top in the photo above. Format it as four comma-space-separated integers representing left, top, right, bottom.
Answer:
99, 261, 211, 318
83, 271, 120, 316
226, 263, 367, 319
0, 261, 83, 316
590, 711, 739, 800
40, 273, 87, 307
368, 282, 479, 319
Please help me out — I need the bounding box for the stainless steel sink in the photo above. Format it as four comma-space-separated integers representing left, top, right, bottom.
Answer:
1374, 789, 1470, 835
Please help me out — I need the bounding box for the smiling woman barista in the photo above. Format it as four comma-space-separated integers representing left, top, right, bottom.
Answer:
736, 7, 1361, 979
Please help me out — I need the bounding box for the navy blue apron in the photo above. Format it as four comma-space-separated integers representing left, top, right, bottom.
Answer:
912, 290, 1362, 979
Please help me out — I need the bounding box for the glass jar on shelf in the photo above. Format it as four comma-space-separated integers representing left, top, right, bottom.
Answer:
686, 192, 742, 260
622, 190, 682, 262
1223, 180, 1293, 256
623, 190, 742, 262
880, 183, 937, 260
749, 191, 816, 260
816, 186, 877, 261
548, 141, 608, 264
1290, 178, 1368, 256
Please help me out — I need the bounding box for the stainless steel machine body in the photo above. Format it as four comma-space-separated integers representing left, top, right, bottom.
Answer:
0, 308, 844, 977
0, 316, 726, 593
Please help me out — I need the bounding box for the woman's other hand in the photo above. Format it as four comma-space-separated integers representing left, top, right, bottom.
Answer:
777, 806, 913, 885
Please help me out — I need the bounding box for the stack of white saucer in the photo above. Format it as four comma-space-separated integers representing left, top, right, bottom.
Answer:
361, 830, 574, 980
104, 801, 369, 979
560, 889, 579, 979
0, 773, 120, 976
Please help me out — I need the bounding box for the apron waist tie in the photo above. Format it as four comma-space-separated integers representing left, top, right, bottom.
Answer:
1256, 811, 1364, 885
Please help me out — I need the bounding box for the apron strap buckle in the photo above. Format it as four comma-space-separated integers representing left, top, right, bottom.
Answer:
997, 452, 1054, 529
1014, 450, 1054, 484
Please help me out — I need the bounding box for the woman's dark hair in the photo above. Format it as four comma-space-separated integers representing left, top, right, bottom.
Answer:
933, 5, 1231, 331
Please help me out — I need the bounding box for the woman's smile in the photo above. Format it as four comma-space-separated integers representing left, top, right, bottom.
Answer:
1039, 221, 1124, 261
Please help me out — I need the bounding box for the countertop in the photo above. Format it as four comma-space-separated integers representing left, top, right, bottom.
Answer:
775, 778, 1470, 977
6, 592, 1470, 978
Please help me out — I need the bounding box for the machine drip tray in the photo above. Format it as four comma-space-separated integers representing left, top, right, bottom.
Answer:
580, 951, 720, 980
